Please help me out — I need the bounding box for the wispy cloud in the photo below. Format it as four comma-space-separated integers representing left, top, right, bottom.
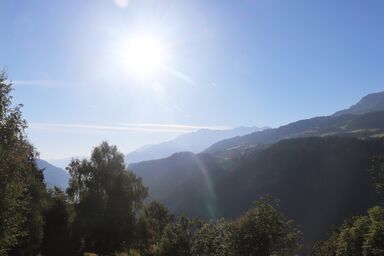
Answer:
121, 123, 228, 130
29, 123, 228, 133
12, 80, 63, 87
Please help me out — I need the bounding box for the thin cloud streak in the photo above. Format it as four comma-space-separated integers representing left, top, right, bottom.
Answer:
12, 80, 63, 87
120, 123, 228, 130
29, 122, 229, 134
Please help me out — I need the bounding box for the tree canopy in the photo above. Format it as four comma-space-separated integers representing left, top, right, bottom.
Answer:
0, 71, 47, 256
311, 206, 384, 256
66, 142, 148, 255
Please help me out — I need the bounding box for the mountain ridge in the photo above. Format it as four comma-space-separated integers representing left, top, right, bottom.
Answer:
334, 91, 384, 116
125, 126, 267, 164
205, 111, 384, 154
36, 159, 69, 189
205, 91, 384, 154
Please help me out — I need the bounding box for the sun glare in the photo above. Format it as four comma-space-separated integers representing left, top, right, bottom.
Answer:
121, 36, 166, 77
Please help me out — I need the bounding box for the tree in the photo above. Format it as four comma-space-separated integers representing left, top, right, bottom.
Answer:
41, 187, 74, 256
145, 201, 175, 240
232, 200, 302, 256
311, 236, 337, 256
67, 142, 148, 255
135, 201, 175, 255
191, 219, 235, 256
362, 206, 384, 256
336, 216, 370, 256
311, 206, 384, 256
369, 156, 384, 198
157, 215, 199, 256
0, 71, 46, 256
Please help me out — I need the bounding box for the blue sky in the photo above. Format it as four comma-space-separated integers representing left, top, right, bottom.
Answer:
0, 0, 383, 159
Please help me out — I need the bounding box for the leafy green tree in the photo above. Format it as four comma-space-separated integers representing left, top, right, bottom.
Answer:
157, 215, 198, 256
336, 216, 370, 256
145, 201, 175, 240
135, 214, 153, 255
136, 201, 175, 255
67, 142, 148, 255
311, 235, 337, 256
232, 200, 302, 256
362, 206, 384, 256
0, 71, 46, 256
191, 219, 235, 256
311, 206, 384, 256
10, 168, 47, 256
41, 187, 74, 256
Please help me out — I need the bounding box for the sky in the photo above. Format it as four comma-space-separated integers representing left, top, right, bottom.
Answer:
0, 0, 383, 159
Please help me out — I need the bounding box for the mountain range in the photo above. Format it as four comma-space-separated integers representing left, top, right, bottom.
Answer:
124, 126, 266, 164
129, 91, 384, 245
205, 109, 384, 155
40, 127, 266, 189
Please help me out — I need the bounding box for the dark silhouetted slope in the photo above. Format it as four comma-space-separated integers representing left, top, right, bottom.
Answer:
131, 137, 384, 245
130, 152, 226, 218
217, 137, 383, 244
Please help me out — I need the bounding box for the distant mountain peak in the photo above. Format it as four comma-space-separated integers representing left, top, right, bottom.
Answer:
36, 159, 69, 189
334, 91, 384, 116
125, 126, 266, 164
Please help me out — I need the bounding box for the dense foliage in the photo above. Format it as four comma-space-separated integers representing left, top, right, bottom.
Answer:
232, 200, 301, 256
41, 188, 74, 256
66, 142, 148, 255
311, 206, 384, 256
155, 200, 301, 256
0, 72, 47, 256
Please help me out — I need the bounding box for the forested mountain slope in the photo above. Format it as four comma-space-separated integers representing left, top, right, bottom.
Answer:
131, 137, 384, 245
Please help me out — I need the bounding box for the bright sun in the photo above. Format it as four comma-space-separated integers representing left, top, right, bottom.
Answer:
121, 36, 166, 77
